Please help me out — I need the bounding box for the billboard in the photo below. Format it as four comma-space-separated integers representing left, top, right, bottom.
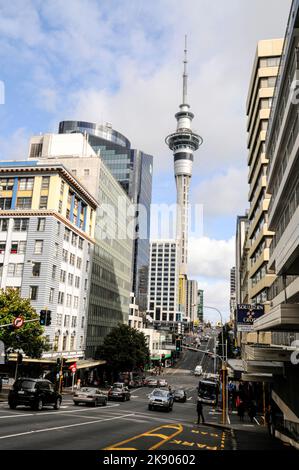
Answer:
236, 304, 264, 331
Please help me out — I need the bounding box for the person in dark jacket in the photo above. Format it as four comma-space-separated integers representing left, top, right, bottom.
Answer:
237, 399, 245, 422
197, 398, 205, 424
248, 401, 257, 423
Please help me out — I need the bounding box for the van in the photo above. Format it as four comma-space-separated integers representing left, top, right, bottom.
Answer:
194, 365, 203, 376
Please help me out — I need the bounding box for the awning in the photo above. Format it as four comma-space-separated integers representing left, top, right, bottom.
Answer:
246, 360, 284, 375
241, 372, 274, 383
67, 359, 106, 369
253, 303, 299, 332
227, 359, 245, 379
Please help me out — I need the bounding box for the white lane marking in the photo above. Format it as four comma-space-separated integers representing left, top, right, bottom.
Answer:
0, 413, 136, 440
253, 417, 260, 426
0, 404, 120, 419
131, 396, 139, 398
187, 397, 192, 401
227, 414, 231, 425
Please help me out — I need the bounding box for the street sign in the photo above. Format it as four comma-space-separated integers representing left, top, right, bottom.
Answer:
236, 304, 264, 331
13, 317, 24, 329
69, 363, 77, 373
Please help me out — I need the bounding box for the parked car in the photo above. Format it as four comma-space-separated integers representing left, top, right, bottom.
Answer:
8, 378, 62, 411
173, 389, 187, 403
108, 385, 131, 401
194, 365, 203, 376
146, 378, 158, 387
73, 387, 107, 407
157, 378, 168, 387
148, 389, 174, 412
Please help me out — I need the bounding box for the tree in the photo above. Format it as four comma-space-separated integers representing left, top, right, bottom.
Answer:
96, 324, 150, 377
0, 288, 49, 358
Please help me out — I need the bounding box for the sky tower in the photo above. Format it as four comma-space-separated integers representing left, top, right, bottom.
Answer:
165, 36, 203, 278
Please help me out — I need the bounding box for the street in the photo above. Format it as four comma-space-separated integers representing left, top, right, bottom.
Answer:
0, 336, 235, 451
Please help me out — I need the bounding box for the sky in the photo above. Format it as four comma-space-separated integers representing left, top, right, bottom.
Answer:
0, 0, 292, 322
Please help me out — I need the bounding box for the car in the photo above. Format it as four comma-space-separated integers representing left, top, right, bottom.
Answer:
173, 389, 187, 403
194, 365, 203, 376
148, 389, 174, 412
73, 387, 107, 407
8, 378, 62, 411
146, 378, 158, 387
108, 385, 131, 401
157, 378, 168, 387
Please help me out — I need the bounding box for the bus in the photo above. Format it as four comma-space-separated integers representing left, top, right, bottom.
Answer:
197, 379, 219, 406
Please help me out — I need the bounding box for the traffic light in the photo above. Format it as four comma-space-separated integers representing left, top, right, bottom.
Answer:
175, 339, 181, 351
40, 310, 51, 326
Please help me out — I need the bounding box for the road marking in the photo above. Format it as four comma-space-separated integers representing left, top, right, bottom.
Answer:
187, 397, 192, 401
104, 423, 183, 451
0, 413, 136, 440
253, 417, 260, 426
0, 403, 120, 419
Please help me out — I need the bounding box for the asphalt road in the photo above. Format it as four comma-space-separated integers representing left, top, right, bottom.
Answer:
0, 334, 233, 450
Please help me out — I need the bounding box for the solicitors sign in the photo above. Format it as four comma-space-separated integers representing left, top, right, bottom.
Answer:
237, 304, 264, 332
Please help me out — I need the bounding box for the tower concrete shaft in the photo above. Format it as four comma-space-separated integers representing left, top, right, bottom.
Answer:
165, 36, 202, 276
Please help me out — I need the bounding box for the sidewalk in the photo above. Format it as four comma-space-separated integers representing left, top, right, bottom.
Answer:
205, 409, 294, 450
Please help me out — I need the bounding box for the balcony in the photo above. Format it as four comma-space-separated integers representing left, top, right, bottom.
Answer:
253, 303, 299, 331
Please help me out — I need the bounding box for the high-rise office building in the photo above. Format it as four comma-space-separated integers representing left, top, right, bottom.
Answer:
235, 215, 250, 305
246, 39, 283, 309
0, 160, 97, 357
28, 133, 134, 357
58, 121, 153, 312
185, 279, 198, 325
197, 289, 204, 323
147, 240, 180, 327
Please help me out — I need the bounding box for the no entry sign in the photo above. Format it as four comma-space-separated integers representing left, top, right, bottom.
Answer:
69, 363, 77, 373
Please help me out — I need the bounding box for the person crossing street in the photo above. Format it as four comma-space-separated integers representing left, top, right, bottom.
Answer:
196, 398, 205, 424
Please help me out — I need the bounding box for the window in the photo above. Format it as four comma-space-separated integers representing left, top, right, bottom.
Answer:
86, 260, 89, 272
68, 273, 73, 286
71, 233, 77, 246
56, 314, 62, 326
84, 169, 90, 176
71, 316, 77, 328
71, 169, 77, 176
75, 276, 80, 288
0, 219, 8, 231
81, 316, 85, 329
57, 222, 61, 236
0, 178, 14, 191
58, 200, 63, 213
64, 315, 70, 327
70, 336, 75, 350
0, 198, 12, 210
0, 242, 6, 253
29, 286, 38, 301
49, 288, 55, 303
19, 178, 34, 191
41, 176, 50, 190
34, 240, 43, 254
78, 238, 83, 250
58, 292, 64, 305
10, 242, 18, 254
76, 257, 82, 269
84, 279, 88, 291
13, 219, 29, 231
39, 196, 48, 209
16, 197, 32, 209
74, 297, 79, 309
66, 294, 72, 308
52, 265, 57, 280
60, 180, 65, 195
60, 270, 66, 283
54, 243, 59, 258
70, 254, 75, 266
32, 262, 41, 277
37, 218, 46, 231
64, 228, 70, 242
62, 249, 68, 262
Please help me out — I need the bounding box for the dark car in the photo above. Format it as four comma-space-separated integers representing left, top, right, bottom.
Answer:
173, 389, 187, 403
8, 378, 62, 411
108, 385, 131, 401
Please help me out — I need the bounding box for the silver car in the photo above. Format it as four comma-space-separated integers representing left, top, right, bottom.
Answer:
73, 387, 108, 407
148, 389, 174, 412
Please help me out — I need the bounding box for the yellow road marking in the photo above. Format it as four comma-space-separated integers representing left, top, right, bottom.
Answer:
103, 423, 183, 450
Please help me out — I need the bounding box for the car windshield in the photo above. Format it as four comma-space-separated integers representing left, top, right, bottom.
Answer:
175, 390, 184, 396
152, 390, 167, 397
14, 380, 36, 390
113, 388, 122, 392
80, 388, 96, 393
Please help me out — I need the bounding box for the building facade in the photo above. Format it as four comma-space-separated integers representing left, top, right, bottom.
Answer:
246, 39, 283, 310
0, 161, 97, 357
58, 121, 153, 312
197, 289, 204, 323
185, 279, 198, 325
28, 133, 134, 358
147, 240, 180, 328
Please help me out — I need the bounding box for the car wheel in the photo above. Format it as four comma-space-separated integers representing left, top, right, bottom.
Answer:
103, 399, 107, 406
9, 401, 17, 410
74, 402, 79, 406
54, 398, 61, 410
36, 399, 43, 411
148, 404, 152, 411
122, 396, 125, 402
127, 395, 130, 401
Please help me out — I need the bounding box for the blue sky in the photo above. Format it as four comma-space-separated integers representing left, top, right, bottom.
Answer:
0, 0, 292, 321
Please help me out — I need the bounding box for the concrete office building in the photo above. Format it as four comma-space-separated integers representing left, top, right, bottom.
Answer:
58, 121, 153, 313
230, 267, 236, 322
185, 279, 198, 325
250, 2, 299, 447
147, 240, 180, 328
28, 133, 134, 357
197, 289, 204, 323
0, 161, 97, 357
246, 39, 283, 311
235, 215, 250, 305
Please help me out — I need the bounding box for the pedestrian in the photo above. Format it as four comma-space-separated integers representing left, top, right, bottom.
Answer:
248, 401, 257, 423
265, 405, 273, 436
76, 378, 81, 390
196, 398, 205, 424
237, 398, 245, 422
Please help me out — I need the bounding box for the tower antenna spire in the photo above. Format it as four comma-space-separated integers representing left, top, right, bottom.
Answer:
183, 34, 188, 104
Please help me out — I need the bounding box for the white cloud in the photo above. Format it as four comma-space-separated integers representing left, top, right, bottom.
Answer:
198, 280, 231, 323
0, 128, 29, 161
193, 167, 249, 217
188, 236, 235, 280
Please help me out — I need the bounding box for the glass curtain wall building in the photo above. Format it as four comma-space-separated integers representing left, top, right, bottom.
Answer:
58, 121, 153, 312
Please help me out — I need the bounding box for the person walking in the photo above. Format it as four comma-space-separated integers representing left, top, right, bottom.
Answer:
248, 401, 257, 423
197, 398, 205, 424
237, 398, 245, 422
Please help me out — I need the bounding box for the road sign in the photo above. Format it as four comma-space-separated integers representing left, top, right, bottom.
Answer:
13, 317, 24, 329
69, 363, 77, 373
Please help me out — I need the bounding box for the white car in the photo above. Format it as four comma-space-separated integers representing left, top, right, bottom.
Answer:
194, 365, 203, 376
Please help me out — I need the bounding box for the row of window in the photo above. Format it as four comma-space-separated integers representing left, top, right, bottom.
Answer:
56, 313, 85, 329
0, 176, 50, 192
